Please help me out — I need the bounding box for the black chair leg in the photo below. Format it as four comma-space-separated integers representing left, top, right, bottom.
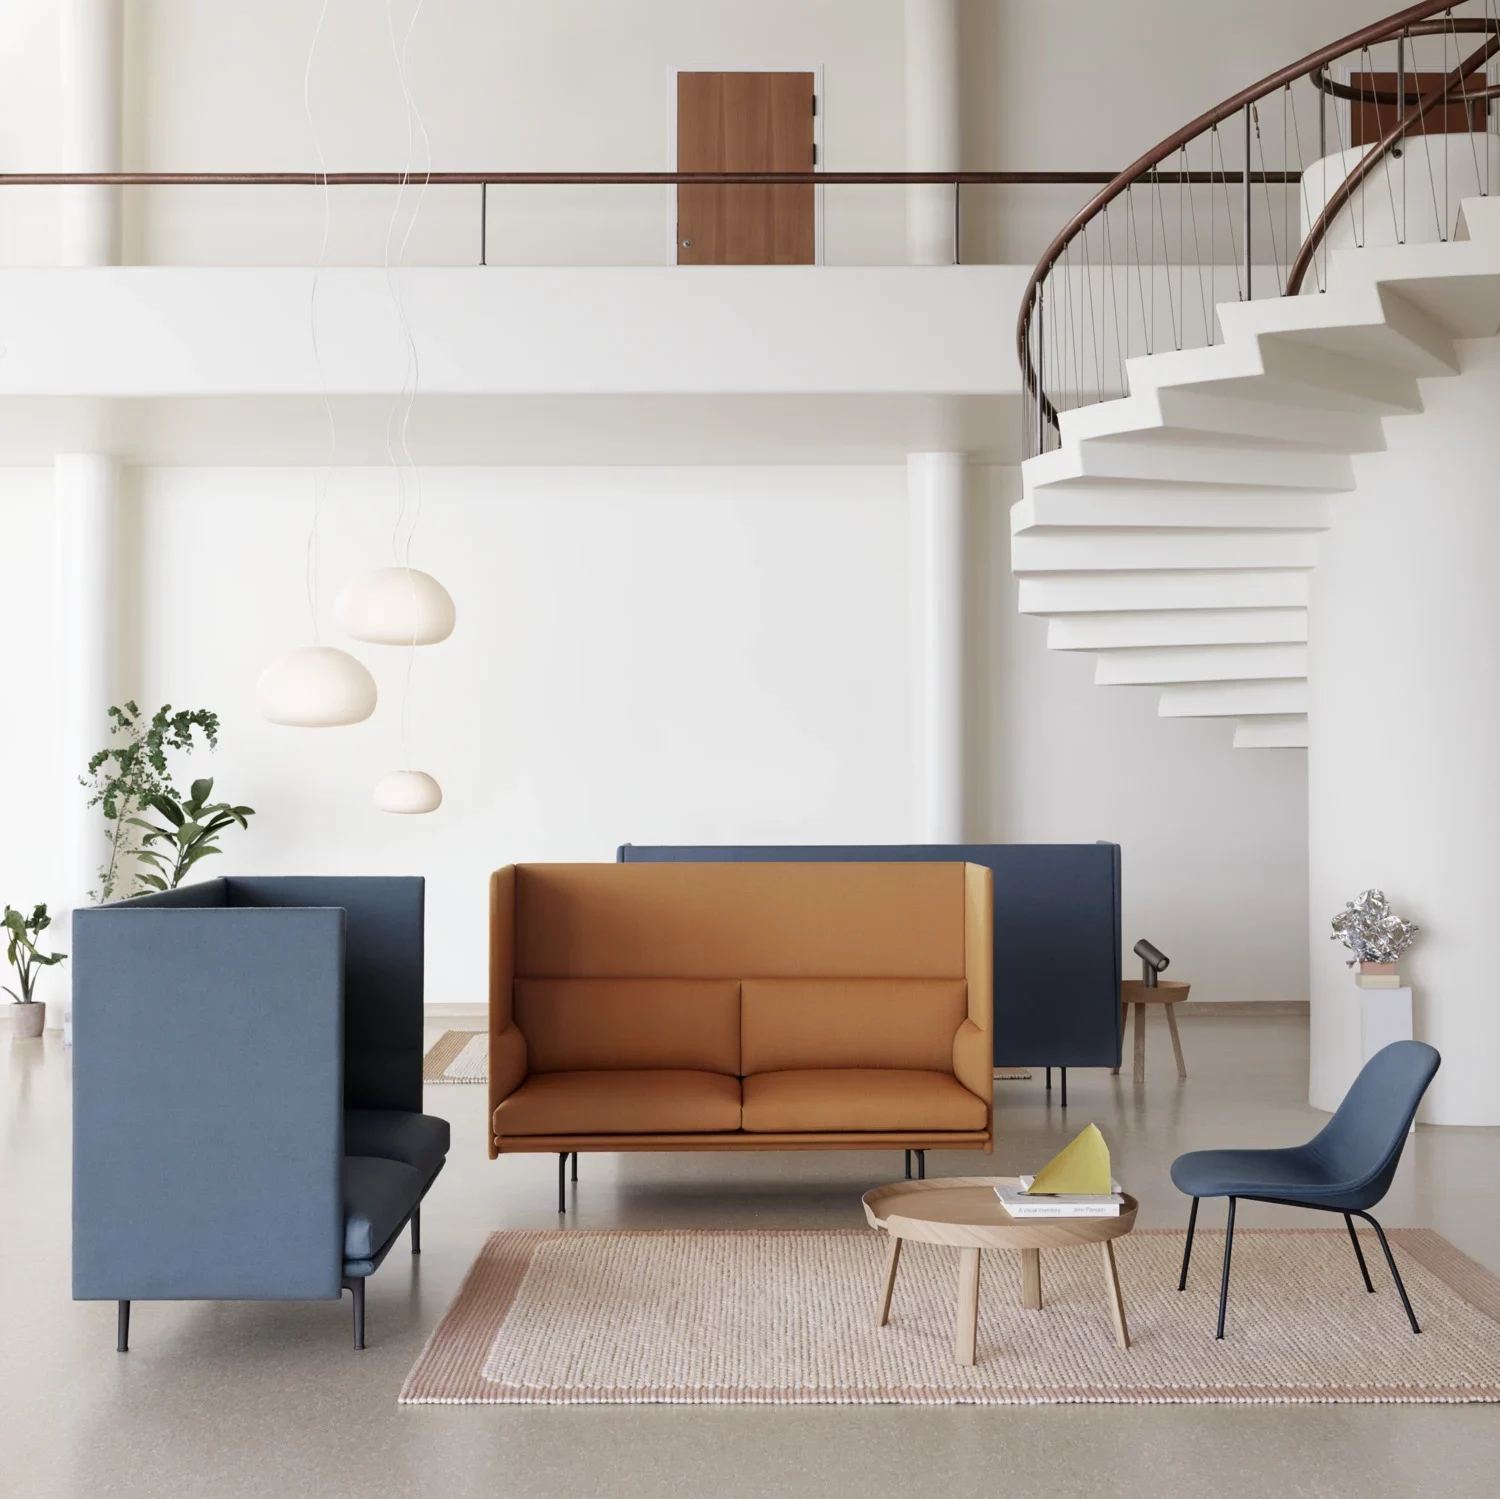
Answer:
904, 1149, 912, 1180
1344, 1213, 1373, 1292
571, 1151, 579, 1183
1046, 1067, 1052, 1091
1215, 1197, 1237, 1339
1361, 1212, 1421, 1334
117, 1300, 130, 1353
348, 1278, 365, 1351
916, 1149, 926, 1180
1178, 1197, 1199, 1291
410, 1204, 421, 1255
1060, 1068, 1068, 1108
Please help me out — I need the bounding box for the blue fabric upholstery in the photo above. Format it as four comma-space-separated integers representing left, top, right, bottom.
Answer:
73, 876, 440, 1333
1171, 1041, 1440, 1212
619, 842, 1123, 1068
343, 1157, 424, 1262
345, 1110, 450, 1179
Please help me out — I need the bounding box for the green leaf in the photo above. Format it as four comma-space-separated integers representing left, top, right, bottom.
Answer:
144, 794, 185, 827
138, 875, 169, 892
189, 778, 214, 807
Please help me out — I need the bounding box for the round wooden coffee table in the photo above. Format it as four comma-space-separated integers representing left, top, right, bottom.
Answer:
862, 1176, 1138, 1365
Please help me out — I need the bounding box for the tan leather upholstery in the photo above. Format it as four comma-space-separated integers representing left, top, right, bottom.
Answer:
488, 862, 994, 1155
742, 1069, 988, 1133
514, 978, 740, 1074
514, 862, 965, 978
740, 979, 967, 1074
493, 1069, 742, 1136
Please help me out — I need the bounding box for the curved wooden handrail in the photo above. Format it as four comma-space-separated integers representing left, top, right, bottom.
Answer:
1016, 0, 1497, 433
1288, 27, 1500, 294
1313, 16, 1499, 106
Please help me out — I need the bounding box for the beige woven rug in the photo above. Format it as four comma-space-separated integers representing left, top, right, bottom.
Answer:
423, 1030, 487, 1083
424, 1032, 1034, 1086
401, 1226, 1500, 1405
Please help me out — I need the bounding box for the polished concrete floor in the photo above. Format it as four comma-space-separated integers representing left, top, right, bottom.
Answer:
3, 1014, 1498, 1498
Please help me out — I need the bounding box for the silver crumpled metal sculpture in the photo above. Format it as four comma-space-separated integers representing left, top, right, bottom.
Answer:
1330, 889, 1419, 967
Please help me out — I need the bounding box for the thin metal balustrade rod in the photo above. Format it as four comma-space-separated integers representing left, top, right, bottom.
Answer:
1243, 102, 1254, 299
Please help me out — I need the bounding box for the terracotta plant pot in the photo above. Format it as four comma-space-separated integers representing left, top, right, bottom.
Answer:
10, 1003, 45, 1039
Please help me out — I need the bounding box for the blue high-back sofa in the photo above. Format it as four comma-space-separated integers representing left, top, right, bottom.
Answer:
72, 876, 447, 1351
619, 844, 1122, 1080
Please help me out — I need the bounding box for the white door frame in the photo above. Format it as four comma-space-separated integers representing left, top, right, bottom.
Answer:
666, 64, 825, 266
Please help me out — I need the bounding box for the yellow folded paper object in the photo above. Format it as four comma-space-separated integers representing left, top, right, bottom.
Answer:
1026, 1123, 1113, 1195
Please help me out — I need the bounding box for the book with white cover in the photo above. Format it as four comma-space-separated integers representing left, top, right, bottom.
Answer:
996, 1178, 1125, 1218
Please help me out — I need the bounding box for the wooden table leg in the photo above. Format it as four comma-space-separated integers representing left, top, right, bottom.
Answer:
876, 1233, 902, 1327
1100, 1239, 1130, 1350
1020, 1247, 1042, 1310
954, 1247, 981, 1365
1165, 1003, 1187, 1079
1133, 1002, 1147, 1085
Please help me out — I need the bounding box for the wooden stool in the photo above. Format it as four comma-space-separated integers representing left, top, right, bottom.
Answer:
1114, 979, 1190, 1085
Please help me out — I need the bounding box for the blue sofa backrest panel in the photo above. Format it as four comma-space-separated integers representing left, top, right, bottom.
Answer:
618, 843, 1122, 1068
229, 877, 424, 1114
72, 904, 346, 1301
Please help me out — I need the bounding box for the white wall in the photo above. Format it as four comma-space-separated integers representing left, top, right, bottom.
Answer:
974, 466, 1311, 1005
120, 464, 914, 1008
1309, 339, 1500, 1126
3, 458, 1312, 1012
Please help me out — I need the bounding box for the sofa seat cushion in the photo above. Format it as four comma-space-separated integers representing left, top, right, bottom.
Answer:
741, 1069, 986, 1133
493, 1069, 742, 1136
344, 1156, 424, 1262
344, 1110, 450, 1179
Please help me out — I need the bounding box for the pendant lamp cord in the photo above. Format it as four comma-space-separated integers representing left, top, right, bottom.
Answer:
304, 0, 335, 645
384, 0, 430, 771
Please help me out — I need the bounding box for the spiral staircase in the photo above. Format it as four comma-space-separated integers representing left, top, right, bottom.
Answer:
1013, 2, 1500, 748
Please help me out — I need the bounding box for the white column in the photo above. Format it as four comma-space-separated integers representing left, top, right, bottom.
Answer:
905, 0, 961, 265
1307, 339, 1500, 1126
56, 454, 120, 976
910, 452, 967, 841
61, 0, 124, 266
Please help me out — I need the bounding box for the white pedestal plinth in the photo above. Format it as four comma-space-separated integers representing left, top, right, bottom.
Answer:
1360, 985, 1414, 1132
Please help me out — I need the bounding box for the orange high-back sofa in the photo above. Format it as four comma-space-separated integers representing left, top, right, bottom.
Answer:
487, 861, 993, 1158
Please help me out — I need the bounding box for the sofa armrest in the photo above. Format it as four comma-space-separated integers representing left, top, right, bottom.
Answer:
490, 1024, 528, 1110
952, 1018, 990, 1101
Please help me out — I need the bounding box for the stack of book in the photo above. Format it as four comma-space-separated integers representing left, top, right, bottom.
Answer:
995, 1176, 1125, 1218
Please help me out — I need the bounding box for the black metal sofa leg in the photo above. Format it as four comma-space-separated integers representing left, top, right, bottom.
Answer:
1060, 1068, 1068, 1108
916, 1149, 926, 1179
1344, 1213, 1373, 1292
117, 1300, 130, 1352
1178, 1197, 1199, 1291
1361, 1212, 1422, 1334
348, 1278, 365, 1351
1216, 1197, 1237, 1340
411, 1204, 421, 1255
571, 1151, 579, 1183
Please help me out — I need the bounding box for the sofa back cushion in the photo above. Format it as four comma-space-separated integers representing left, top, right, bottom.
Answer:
740, 978, 967, 1075
513, 862, 965, 979
513, 978, 741, 1074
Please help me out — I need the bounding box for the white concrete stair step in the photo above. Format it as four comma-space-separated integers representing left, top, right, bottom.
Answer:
1018, 568, 1309, 615
1011, 529, 1319, 574
1046, 607, 1308, 650
1233, 714, 1309, 749
1217, 283, 1458, 378
1060, 388, 1387, 454
1027, 435, 1354, 492
1093, 642, 1307, 686
1157, 678, 1309, 718
1012, 487, 1331, 534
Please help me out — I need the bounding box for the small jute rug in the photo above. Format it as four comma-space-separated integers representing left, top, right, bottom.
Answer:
424, 1031, 1034, 1086
400, 1226, 1500, 1405
423, 1030, 487, 1083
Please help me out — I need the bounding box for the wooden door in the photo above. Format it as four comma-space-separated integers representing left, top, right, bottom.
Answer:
677, 72, 816, 264
1349, 71, 1488, 147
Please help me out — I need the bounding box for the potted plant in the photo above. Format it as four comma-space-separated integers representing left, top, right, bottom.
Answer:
4, 905, 67, 1039
128, 778, 256, 891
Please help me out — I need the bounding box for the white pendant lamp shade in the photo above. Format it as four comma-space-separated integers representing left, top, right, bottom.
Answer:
373, 769, 443, 814
336, 567, 455, 646
256, 646, 377, 726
